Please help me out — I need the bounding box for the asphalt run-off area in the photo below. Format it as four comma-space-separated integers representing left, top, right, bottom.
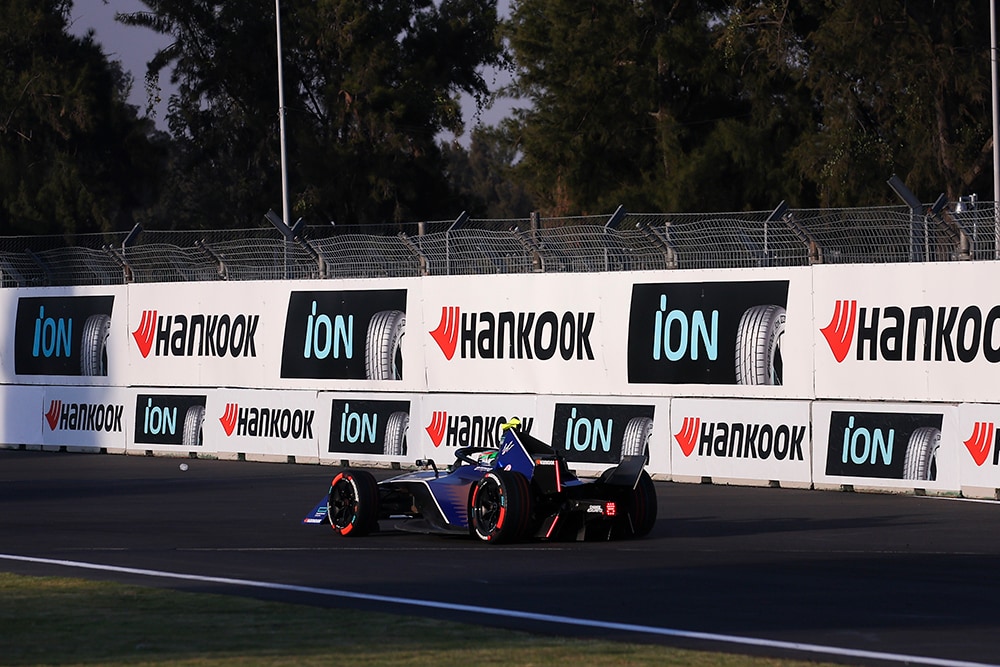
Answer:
2, 448, 999, 667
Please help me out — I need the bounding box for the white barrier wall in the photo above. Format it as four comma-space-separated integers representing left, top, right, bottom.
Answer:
2, 262, 999, 496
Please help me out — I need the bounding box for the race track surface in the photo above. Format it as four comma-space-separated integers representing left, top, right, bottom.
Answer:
2, 448, 999, 666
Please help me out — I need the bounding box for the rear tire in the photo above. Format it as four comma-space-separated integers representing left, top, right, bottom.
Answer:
470, 469, 533, 543
328, 470, 380, 536
620, 470, 657, 539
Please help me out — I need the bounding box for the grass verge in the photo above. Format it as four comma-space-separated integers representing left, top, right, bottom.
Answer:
0, 572, 836, 666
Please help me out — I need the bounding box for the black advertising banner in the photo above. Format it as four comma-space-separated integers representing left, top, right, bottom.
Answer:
550, 403, 655, 464
280, 290, 407, 380
825, 411, 944, 480
328, 398, 411, 455
14, 296, 115, 376
627, 281, 789, 384
133, 394, 207, 446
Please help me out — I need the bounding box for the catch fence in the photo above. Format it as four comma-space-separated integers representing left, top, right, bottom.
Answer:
1, 202, 997, 287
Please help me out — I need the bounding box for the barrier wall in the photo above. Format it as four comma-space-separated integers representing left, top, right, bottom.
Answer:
2, 263, 998, 497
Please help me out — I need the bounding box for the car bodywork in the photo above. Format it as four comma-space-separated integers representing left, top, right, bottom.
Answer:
304, 422, 657, 543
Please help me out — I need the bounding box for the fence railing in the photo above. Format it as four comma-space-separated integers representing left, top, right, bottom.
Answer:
2, 203, 997, 287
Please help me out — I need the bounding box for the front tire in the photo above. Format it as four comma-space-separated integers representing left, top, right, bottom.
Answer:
328, 470, 380, 536
469, 470, 533, 543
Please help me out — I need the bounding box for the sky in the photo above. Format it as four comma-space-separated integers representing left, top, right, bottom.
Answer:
68, 0, 522, 143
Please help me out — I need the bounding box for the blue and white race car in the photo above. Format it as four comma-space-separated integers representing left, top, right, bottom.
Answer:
305, 420, 657, 543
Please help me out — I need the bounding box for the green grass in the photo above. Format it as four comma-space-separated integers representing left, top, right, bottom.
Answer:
0, 572, 836, 666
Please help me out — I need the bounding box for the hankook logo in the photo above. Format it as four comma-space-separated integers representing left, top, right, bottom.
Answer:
132, 309, 259, 359
424, 411, 533, 448
44, 399, 124, 433
429, 306, 595, 361
218, 402, 315, 440
821, 299, 1000, 364
673, 416, 805, 461
965, 421, 997, 467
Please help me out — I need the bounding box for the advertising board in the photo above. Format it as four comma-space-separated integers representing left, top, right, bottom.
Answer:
40, 386, 131, 451
814, 262, 1000, 402
668, 398, 811, 484
204, 389, 320, 460
0, 286, 126, 386
812, 401, 959, 492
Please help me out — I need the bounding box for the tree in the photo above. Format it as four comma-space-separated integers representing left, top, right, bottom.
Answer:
724, 0, 993, 205
0, 0, 163, 236
442, 125, 534, 218
121, 0, 504, 229
504, 0, 994, 213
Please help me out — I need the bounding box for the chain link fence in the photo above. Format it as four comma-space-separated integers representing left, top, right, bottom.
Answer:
1, 202, 997, 287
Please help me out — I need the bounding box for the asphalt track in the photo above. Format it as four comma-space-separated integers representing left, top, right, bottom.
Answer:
2, 449, 999, 666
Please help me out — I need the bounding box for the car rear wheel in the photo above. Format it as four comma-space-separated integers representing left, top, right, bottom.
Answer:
469, 469, 533, 543
620, 470, 657, 538
328, 469, 380, 536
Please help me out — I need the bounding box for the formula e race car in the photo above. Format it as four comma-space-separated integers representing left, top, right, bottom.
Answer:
304, 420, 657, 543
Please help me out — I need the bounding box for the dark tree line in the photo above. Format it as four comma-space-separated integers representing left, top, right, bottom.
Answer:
0, 0, 994, 234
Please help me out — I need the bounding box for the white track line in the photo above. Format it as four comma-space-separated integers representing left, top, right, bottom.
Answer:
0, 553, 994, 667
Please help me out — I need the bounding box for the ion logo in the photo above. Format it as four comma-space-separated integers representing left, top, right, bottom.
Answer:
673, 416, 805, 461
820, 299, 1000, 364
964, 422, 998, 467
44, 399, 124, 432
627, 281, 788, 385
428, 306, 595, 361
328, 399, 409, 456
424, 411, 534, 448
825, 411, 942, 481
14, 296, 114, 376
131, 310, 259, 359
280, 290, 406, 380
133, 394, 206, 447
218, 403, 314, 439
551, 404, 655, 464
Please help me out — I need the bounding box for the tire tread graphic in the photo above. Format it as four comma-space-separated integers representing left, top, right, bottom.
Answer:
735, 304, 785, 385
365, 310, 405, 380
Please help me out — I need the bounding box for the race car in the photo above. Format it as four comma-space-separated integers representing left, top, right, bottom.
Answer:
304, 419, 657, 543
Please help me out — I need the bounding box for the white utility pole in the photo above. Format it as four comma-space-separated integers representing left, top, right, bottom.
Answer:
275, 0, 291, 228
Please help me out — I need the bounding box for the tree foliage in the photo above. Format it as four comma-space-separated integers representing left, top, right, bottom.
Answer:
0, 0, 162, 235
122, 0, 504, 228
504, 0, 994, 214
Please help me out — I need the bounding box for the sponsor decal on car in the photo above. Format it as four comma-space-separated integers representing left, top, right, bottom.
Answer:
673, 415, 806, 461
824, 411, 943, 481
14, 296, 114, 376
328, 399, 410, 455
429, 306, 595, 362
218, 402, 314, 440
424, 411, 534, 448
820, 299, 1000, 364
133, 394, 207, 446
280, 290, 406, 380
132, 309, 259, 359
627, 281, 789, 385
550, 403, 655, 464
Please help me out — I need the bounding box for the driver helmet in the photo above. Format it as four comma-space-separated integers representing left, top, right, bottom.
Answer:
477, 450, 498, 467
